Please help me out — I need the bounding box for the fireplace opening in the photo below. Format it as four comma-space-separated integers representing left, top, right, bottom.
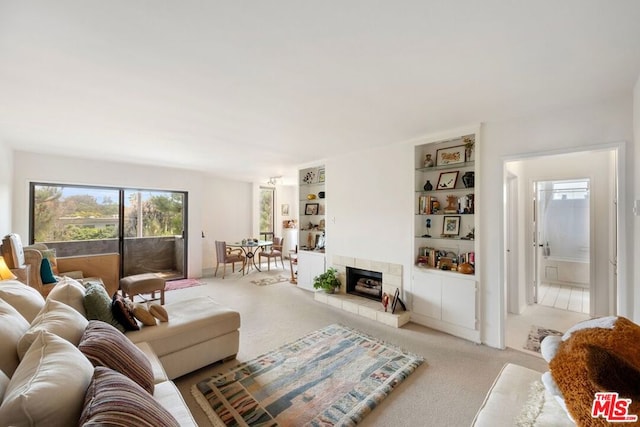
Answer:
346, 267, 383, 302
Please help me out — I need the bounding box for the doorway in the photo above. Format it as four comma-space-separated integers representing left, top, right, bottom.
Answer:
503, 147, 619, 355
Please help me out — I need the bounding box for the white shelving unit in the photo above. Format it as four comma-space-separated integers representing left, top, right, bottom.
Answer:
411, 132, 480, 343
297, 165, 326, 291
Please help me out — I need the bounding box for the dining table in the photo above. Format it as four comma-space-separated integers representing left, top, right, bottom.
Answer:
226, 240, 273, 273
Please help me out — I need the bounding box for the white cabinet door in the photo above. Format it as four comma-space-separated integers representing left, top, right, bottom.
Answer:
297, 251, 325, 291
412, 270, 442, 319
441, 275, 477, 330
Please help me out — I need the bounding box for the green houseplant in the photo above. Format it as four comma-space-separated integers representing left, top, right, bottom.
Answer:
313, 267, 341, 293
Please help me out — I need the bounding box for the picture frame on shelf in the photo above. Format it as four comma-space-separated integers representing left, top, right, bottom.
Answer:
305, 203, 319, 215
436, 145, 465, 166
442, 215, 461, 236
437, 171, 459, 190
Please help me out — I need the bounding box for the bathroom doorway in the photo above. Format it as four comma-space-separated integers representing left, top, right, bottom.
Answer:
504, 147, 620, 355
532, 179, 591, 315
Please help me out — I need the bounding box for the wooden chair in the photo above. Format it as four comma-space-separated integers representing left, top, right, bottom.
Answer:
258, 237, 284, 271
214, 241, 245, 279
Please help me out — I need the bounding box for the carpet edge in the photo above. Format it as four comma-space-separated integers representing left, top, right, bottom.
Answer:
191, 383, 229, 427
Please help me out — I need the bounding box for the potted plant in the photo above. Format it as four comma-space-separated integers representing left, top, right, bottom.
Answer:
313, 267, 341, 293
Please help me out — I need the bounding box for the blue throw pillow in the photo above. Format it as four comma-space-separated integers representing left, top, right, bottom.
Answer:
40, 258, 57, 284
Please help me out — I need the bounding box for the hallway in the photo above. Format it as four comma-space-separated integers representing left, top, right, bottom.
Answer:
506, 284, 590, 357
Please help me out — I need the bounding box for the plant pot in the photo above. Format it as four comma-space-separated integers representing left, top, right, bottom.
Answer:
323, 288, 335, 294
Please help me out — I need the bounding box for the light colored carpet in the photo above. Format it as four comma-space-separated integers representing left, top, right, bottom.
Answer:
169, 273, 548, 427
192, 324, 424, 426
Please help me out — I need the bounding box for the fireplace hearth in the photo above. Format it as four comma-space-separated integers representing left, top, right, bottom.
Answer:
346, 267, 383, 302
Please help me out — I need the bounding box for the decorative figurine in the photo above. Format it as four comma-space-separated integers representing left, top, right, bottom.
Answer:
423, 180, 433, 191
423, 154, 434, 168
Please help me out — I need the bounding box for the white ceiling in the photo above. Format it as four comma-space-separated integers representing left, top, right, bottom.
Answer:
1, 1, 640, 183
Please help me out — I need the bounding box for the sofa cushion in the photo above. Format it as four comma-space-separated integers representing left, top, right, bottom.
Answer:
47, 276, 86, 316
133, 303, 157, 326
0, 370, 8, 401
135, 341, 169, 384
112, 293, 140, 331
84, 283, 125, 333
153, 380, 198, 426
0, 280, 46, 322
0, 331, 93, 427
79, 366, 179, 427
0, 299, 30, 377
79, 320, 154, 394
17, 299, 89, 359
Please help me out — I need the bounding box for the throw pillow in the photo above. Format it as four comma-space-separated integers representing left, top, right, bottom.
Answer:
47, 276, 86, 316
149, 303, 169, 322
40, 257, 57, 284
17, 299, 89, 360
41, 248, 59, 274
84, 283, 126, 333
0, 280, 46, 323
0, 330, 94, 427
112, 293, 140, 331
78, 320, 154, 394
133, 303, 157, 326
79, 366, 179, 427
0, 299, 30, 377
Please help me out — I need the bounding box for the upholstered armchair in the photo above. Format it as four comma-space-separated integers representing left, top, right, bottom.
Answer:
214, 241, 245, 279
258, 237, 284, 271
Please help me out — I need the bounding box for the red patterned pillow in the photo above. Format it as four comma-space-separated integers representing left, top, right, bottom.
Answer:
111, 294, 139, 331
80, 367, 179, 427
78, 321, 154, 394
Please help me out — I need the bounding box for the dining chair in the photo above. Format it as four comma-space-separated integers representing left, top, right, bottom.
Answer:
214, 241, 245, 279
258, 237, 283, 271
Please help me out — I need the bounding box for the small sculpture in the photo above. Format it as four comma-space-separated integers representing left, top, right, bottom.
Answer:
423, 154, 434, 168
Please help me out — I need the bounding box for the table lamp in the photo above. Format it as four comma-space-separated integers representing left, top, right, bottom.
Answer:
0, 256, 17, 280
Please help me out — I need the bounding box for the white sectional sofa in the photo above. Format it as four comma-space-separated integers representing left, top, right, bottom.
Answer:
0, 278, 241, 426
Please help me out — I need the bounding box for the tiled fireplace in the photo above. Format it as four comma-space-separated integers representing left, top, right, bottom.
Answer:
313, 255, 410, 328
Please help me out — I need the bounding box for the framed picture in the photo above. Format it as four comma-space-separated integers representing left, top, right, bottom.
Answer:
436, 145, 465, 166
442, 215, 461, 236
437, 171, 459, 190
281, 204, 289, 216
305, 203, 319, 215
318, 168, 325, 183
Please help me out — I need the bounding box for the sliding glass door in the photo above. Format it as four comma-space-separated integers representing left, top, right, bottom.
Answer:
30, 183, 187, 280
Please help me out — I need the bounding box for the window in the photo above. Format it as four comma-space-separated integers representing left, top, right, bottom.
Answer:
259, 187, 275, 238
30, 183, 188, 279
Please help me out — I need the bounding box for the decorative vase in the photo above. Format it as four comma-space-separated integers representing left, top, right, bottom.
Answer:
423, 180, 433, 191
462, 171, 474, 188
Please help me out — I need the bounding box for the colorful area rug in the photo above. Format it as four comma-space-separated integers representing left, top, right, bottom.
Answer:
524, 325, 563, 353
165, 278, 205, 292
192, 324, 424, 427
250, 274, 290, 286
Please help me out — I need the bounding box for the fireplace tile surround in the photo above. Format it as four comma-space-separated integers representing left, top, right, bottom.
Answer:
313, 255, 410, 328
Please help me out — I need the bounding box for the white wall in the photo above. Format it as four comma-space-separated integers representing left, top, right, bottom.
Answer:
0, 138, 12, 236
634, 75, 640, 321
325, 142, 414, 301
11, 151, 244, 279
201, 175, 252, 274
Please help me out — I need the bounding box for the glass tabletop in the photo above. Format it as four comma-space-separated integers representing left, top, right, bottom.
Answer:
227, 240, 273, 247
